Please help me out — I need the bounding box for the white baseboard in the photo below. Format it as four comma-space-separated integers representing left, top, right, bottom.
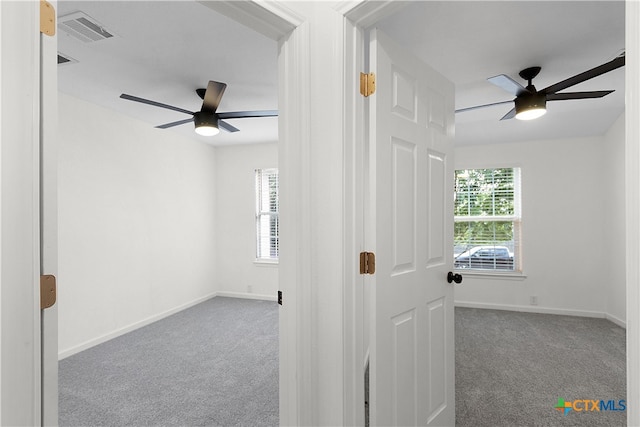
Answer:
59, 292, 218, 360
58, 292, 278, 360
455, 300, 627, 328
606, 313, 627, 329
215, 291, 277, 302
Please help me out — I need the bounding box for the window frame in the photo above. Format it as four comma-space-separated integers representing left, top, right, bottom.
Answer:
255, 168, 279, 263
453, 166, 523, 275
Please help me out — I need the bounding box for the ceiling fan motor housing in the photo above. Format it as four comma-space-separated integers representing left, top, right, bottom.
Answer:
193, 111, 220, 136
194, 111, 218, 128
515, 92, 546, 115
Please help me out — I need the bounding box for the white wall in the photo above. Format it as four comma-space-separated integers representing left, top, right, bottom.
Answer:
454, 133, 616, 318
603, 114, 626, 325
58, 93, 218, 357
214, 143, 278, 299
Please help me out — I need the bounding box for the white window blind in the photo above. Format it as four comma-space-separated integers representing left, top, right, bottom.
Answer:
454, 168, 521, 271
256, 168, 279, 260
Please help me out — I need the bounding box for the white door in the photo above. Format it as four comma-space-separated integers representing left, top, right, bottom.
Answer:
368, 28, 455, 426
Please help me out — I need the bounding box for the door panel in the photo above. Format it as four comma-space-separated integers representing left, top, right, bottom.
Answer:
427, 150, 446, 266
369, 27, 454, 426
392, 138, 416, 274
426, 297, 446, 421
391, 67, 417, 121
391, 309, 417, 426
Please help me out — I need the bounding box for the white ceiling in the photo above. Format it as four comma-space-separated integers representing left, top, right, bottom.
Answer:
57, 1, 625, 147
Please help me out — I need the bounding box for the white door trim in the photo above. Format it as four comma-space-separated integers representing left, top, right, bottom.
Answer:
276, 19, 312, 427
199, 2, 312, 425
0, 1, 42, 424
337, 3, 414, 425
340, 14, 366, 427
41, 0, 59, 424
626, 2, 640, 425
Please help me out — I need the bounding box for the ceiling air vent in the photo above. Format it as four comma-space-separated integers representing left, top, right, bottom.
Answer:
58, 11, 115, 43
57, 53, 77, 66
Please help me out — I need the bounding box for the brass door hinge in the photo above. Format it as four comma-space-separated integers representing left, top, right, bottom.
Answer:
360, 72, 376, 97
40, 0, 56, 36
40, 275, 57, 309
359, 252, 376, 275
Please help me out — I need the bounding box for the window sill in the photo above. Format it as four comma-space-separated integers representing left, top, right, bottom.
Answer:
454, 269, 527, 280
254, 259, 279, 267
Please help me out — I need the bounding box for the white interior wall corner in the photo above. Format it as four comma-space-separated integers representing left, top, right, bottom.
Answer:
57, 94, 218, 356
214, 143, 279, 298
602, 114, 626, 325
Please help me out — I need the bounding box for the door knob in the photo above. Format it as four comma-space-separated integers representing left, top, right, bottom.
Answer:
447, 271, 462, 284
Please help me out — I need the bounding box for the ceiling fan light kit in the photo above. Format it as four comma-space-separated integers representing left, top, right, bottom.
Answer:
514, 92, 547, 120
193, 112, 220, 136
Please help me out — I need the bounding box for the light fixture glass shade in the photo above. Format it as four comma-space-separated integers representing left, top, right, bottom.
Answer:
515, 93, 547, 120
195, 125, 220, 136
515, 107, 546, 120
193, 112, 220, 136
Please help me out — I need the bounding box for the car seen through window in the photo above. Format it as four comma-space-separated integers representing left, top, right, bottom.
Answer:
454, 245, 514, 270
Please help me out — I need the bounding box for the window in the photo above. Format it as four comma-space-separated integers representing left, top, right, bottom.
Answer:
256, 168, 279, 261
454, 168, 521, 272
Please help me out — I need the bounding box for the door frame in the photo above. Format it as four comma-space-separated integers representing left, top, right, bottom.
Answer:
41, 0, 58, 424
0, 1, 44, 424
337, 6, 414, 425
625, 1, 640, 425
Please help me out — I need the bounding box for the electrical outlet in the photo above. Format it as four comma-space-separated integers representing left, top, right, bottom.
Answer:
248, 285, 253, 294
530, 296, 538, 305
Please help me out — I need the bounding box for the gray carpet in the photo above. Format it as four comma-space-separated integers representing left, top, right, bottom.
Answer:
61, 300, 625, 426
59, 297, 278, 427
456, 307, 626, 427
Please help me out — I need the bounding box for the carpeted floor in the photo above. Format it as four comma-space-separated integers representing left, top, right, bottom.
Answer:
60, 300, 626, 426
59, 297, 278, 427
455, 307, 626, 427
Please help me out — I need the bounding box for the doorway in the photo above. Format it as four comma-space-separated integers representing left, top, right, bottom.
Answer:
55, 1, 281, 424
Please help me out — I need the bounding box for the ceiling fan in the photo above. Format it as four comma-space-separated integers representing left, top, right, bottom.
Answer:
120, 80, 277, 136
456, 55, 625, 121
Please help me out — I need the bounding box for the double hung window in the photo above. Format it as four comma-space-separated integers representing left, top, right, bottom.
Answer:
256, 168, 279, 261
454, 168, 521, 272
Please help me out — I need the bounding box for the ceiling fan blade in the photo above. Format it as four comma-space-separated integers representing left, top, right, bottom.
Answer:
155, 117, 194, 129
487, 74, 528, 96
218, 120, 240, 133
499, 107, 517, 121
120, 93, 194, 116
201, 81, 227, 113
455, 100, 513, 114
546, 90, 614, 101
542, 55, 625, 95
217, 110, 278, 119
